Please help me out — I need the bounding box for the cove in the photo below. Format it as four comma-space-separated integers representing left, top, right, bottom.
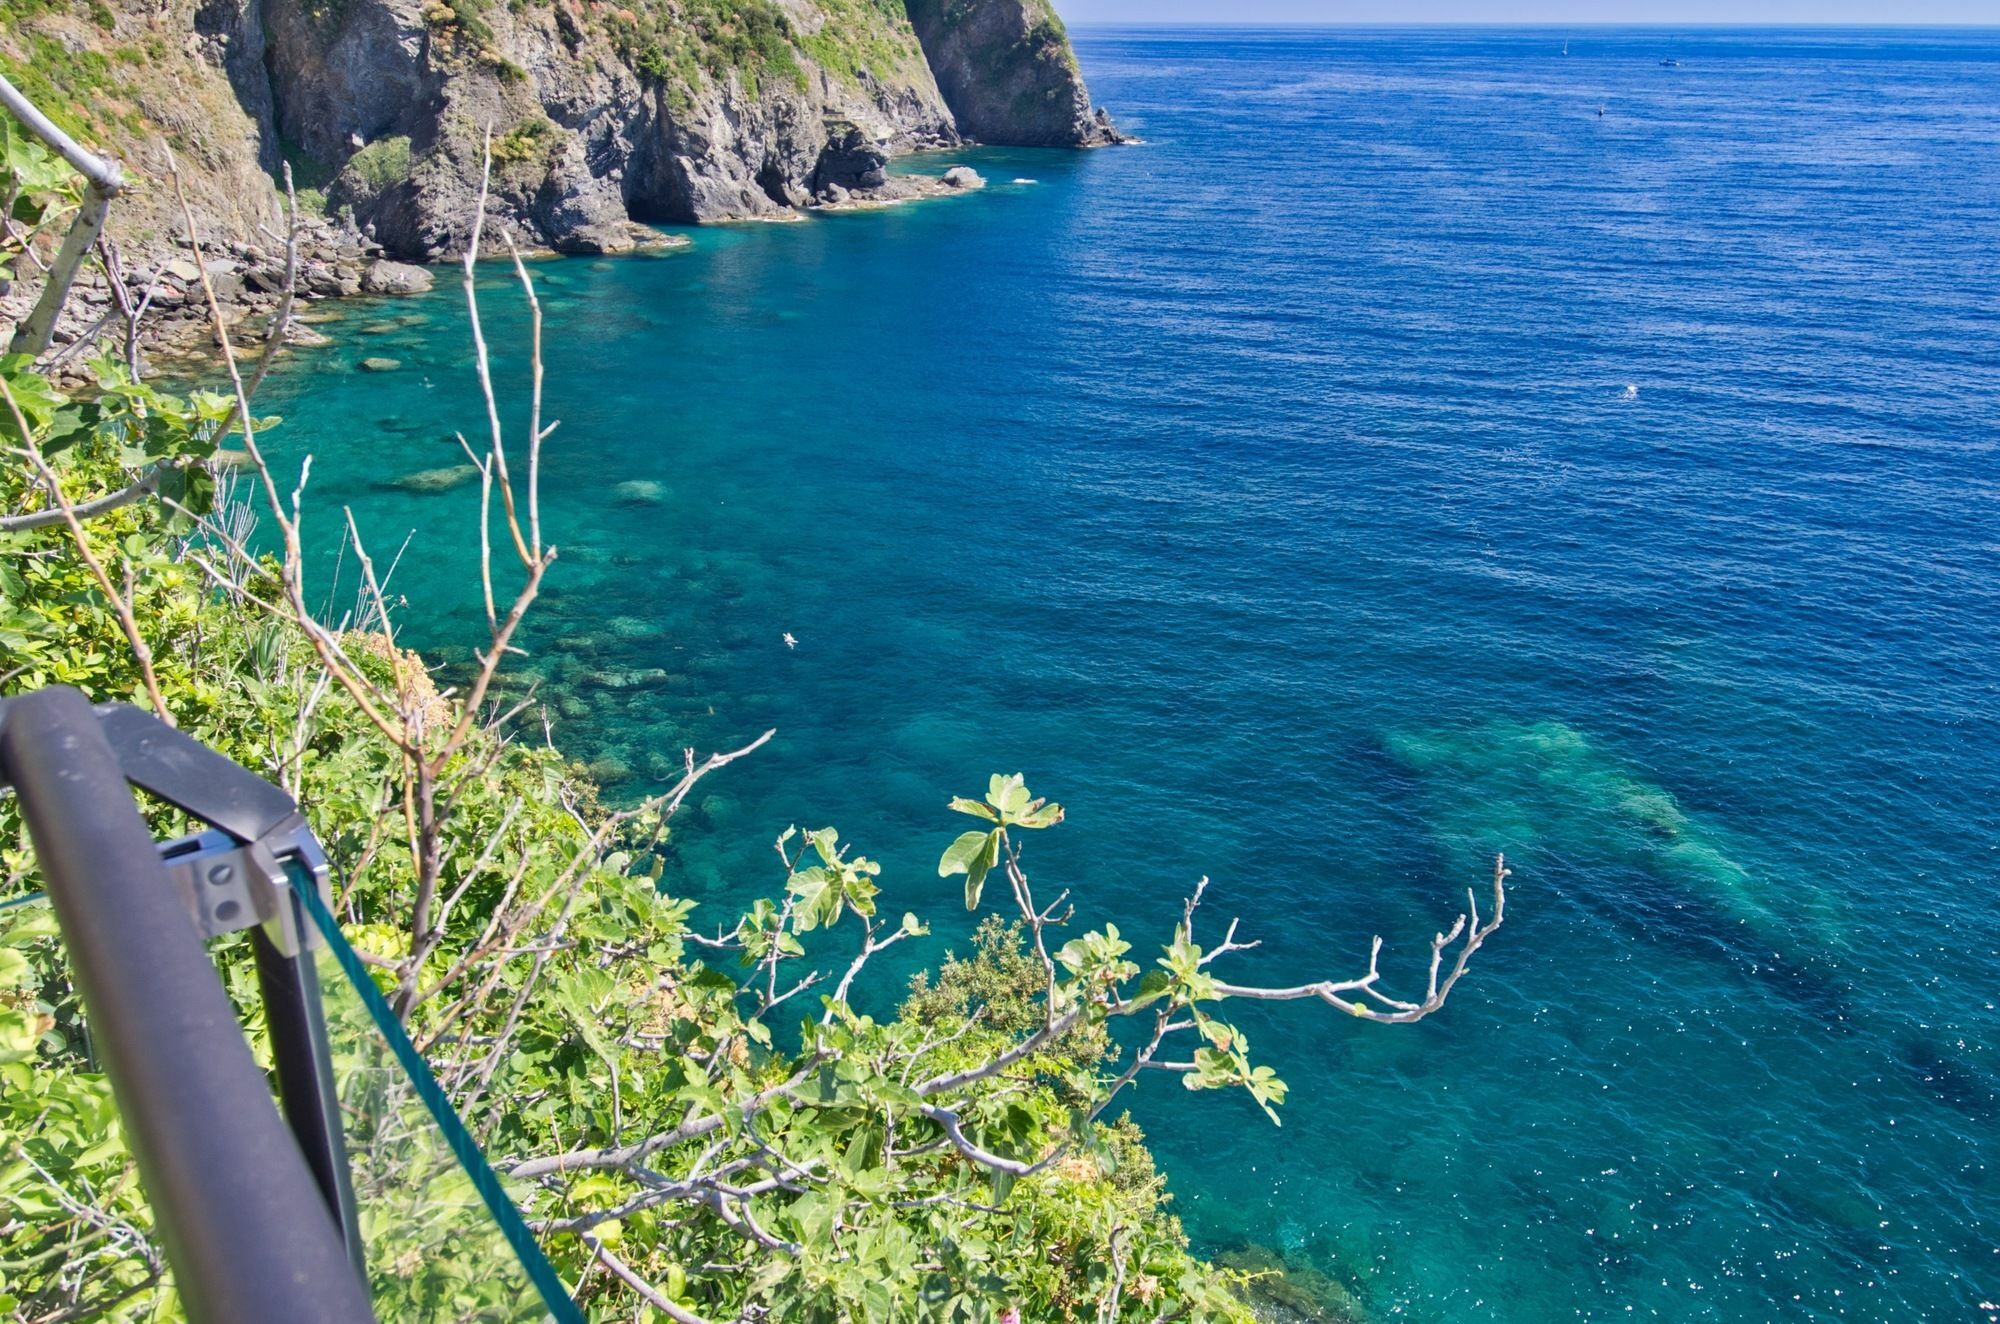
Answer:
259, 27, 2000, 1320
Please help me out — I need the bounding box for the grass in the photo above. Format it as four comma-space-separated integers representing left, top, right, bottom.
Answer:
345, 135, 413, 191
795, 0, 926, 86
277, 137, 338, 213
0, 30, 146, 145
611, 0, 807, 97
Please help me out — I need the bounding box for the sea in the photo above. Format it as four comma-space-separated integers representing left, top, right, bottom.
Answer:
257, 26, 2000, 1321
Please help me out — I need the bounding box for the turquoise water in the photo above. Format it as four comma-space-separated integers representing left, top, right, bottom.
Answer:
259, 28, 2000, 1320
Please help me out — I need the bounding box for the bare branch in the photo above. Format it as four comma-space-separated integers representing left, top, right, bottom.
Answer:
1210, 855, 1509, 1023
0, 467, 162, 533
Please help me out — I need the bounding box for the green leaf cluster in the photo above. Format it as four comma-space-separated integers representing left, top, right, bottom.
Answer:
0, 114, 79, 290
938, 772, 1063, 909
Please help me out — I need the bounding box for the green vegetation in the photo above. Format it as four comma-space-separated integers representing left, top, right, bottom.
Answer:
610, 0, 806, 97
275, 135, 339, 214
421, 0, 495, 44
0, 410, 1255, 1317
490, 115, 556, 166
0, 25, 142, 144
343, 135, 414, 193
1, 117, 79, 293
796, 0, 928, 86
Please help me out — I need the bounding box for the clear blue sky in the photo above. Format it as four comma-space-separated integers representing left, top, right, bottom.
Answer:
1062, 1, 1993, 22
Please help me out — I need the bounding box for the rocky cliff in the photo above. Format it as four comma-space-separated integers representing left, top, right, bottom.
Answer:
905, 0, 1115, 147
0, 0, 1116, 264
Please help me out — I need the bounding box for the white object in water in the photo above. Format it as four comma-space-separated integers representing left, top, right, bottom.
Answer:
1012, 178, 1038, 185
783, 632, 798, 649
1622, 384, 1639, 400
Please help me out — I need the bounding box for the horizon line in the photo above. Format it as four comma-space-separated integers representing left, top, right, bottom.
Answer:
1066, 19, 2000, 28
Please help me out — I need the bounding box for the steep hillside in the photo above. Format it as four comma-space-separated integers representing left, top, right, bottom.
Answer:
906, 0, 1116, 146
0, 0, 1115, 263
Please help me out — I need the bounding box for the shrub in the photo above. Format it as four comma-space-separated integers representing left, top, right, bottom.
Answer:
345, 134, 413, 192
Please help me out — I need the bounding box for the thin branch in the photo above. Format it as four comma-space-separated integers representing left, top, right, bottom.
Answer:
577, 1232, 716, 1324
1209, 856, 1509, 1023
0, 467, 162, 533
0, 383, 170, 722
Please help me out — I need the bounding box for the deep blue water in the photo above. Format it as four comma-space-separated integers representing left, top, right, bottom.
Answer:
260, 27, 2000, 1320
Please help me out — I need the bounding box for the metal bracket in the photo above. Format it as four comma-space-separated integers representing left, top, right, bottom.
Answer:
0, 698, 333, 956
155, 814, 331, 956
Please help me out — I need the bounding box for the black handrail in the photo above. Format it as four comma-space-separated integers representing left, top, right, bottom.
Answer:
0, 686, 375, 1324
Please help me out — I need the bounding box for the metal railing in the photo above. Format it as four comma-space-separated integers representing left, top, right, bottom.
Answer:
0, 685, 581, 1323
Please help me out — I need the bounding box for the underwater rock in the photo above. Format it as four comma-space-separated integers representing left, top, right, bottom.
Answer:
607, 615, 664, 640
358, 356, 402, 372
612, 479, 667, 506
1216, 1245, 1373, 1324
1382, 719, 1813, 943
385, 463, 478, 493
586, 754, 633, 785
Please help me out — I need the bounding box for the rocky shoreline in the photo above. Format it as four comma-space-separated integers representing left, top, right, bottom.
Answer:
1, 157, 1004, 371
0, 212, 447, 369
4, 0, 1121, 367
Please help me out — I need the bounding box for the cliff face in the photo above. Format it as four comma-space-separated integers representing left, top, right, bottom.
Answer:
904, 0, 1115, 147
0, 0, 1115, 263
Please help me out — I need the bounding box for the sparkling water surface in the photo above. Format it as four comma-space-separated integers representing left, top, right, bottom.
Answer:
259, 27, 2000, 1320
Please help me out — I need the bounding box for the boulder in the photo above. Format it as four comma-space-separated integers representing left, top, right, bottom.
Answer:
358, 356, 402, 371
303, 264, 363, 298
942, 166, 986, 190
813, 121, 891, 193
612, 479, 667, 505
386, 463, 479, 493
361, 260, 435, 295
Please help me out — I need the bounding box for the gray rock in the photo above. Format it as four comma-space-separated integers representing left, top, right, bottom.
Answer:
905, 0, 1121, 147
361, 260, 434, 295
612, 479, 667, 505
385, 463, 478, 493
942, 166, 985, 189
358, 356, 402, 371
66, 0, 1115, 269
303, 264, 362, 298
813, 121, 891, 194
